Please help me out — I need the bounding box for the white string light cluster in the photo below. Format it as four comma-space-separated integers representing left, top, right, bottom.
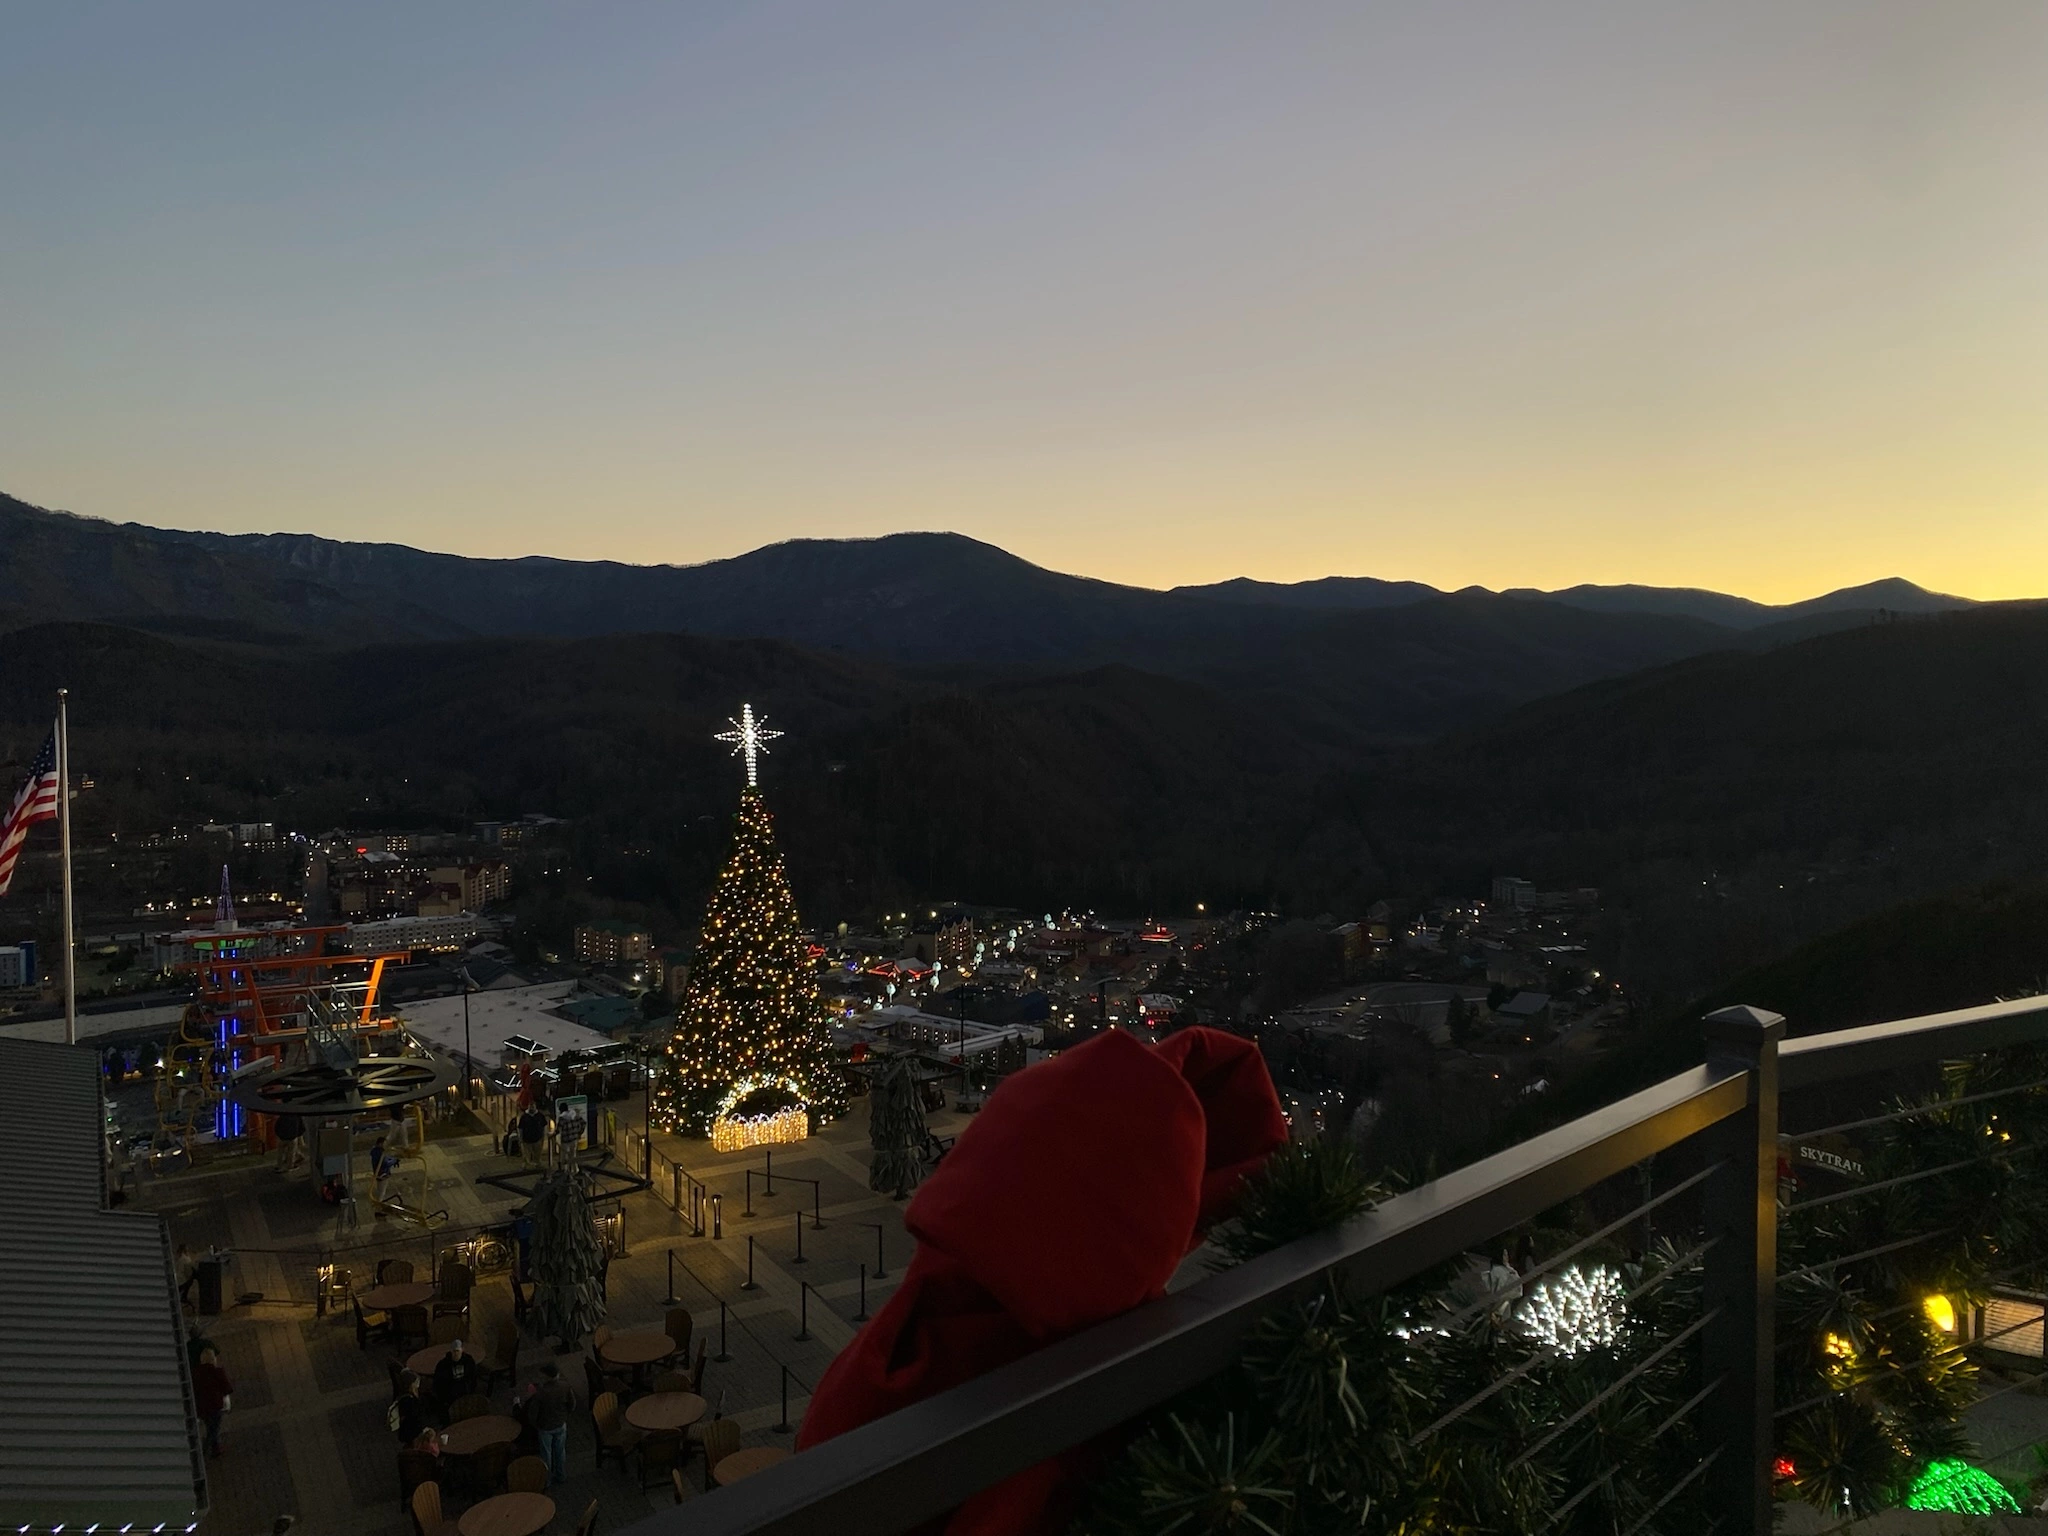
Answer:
1516, 1263, 1628, 1356
710, 1106, 809, 1153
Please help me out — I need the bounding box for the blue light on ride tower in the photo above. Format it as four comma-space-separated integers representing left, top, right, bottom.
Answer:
214, 1014, 245, 1140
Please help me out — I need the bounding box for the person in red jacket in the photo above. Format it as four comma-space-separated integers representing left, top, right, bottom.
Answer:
191, 1347, 233, 1458
800, 1025, 1287, 1536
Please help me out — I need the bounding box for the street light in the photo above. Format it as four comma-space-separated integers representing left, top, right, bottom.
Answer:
457, 964, 476, 1105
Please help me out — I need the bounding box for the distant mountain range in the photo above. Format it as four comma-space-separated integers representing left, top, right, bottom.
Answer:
0, 491, 1992, 745
1175, 572, 1973, 629
2, 489, 2038, 1105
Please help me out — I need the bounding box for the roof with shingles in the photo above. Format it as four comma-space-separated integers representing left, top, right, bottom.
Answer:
0, 1037, 206, 1531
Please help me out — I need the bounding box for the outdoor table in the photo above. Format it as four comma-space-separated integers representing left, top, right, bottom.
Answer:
458, 1491, 554, 1536
713, 1446, 792, 1486
439, 1414, 522, 1457
597, 1329, 677, 1368
407, 1344, 455, 1377
360, 1281, 437, 1310
625, 1391, 706, 1433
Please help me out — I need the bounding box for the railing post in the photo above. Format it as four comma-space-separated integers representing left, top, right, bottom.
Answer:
1699, 1004, 1784, 1536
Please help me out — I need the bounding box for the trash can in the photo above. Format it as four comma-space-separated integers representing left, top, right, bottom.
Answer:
195, 1253, 228, 1316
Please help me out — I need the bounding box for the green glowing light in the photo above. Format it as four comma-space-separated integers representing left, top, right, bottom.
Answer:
1903, 1459, 2020, 1516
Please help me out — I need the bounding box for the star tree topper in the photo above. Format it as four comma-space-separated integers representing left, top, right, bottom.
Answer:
714, 702, 784, 787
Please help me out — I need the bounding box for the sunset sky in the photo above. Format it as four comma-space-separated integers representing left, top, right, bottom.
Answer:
3, 3, 2044, 602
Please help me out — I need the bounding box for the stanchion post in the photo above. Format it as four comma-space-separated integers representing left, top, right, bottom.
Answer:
715, 1299, 732, 1362
711, 1193, 723, 1240
793, 1209, 807, 1264
812, 1180, 823, 1231
742, 1235, 757, 1290
796, 1280, 811, 1342
773, 1365, 792, 1434
874, 1222, 887, 1279
855, 1263, 869, 1322
765, 1147, 774, 1196
662, 1248, 680, 1307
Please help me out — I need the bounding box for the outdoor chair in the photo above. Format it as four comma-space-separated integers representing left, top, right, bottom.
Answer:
396, 1449, 439, 1510
379, 1258, 415, 1285
695, 1418, 742, 1491
664, 1307, 693, 1356
592, 1323, 614, 1360
355, 1295, 392, 1350
449, 1393, 493, 1422
634, 1430, 684, 1491
468, 1440, 514, 1500
428, 1315, 463, 1346
481, 1319, 520, 1391
583, 1355, 628, 1409
651, 1370, 690, 1394
506, 1455, 548, 1494
592, 1392, 643, 1471
574, 1500, 599, 1536
466, 1441, 516, 1507
687, 1339, 709, 1395
408, 1481, 459, 1536
391, 1305, 430, 1351
434, 1260, 473, 1322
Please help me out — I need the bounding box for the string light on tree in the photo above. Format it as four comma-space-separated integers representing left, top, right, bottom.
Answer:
1516, 1264, 1627, 1356
656, 704, 844, 1142
1905, 1460, 2020, 1516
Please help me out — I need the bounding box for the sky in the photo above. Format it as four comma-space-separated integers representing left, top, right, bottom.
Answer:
2, 3, 2044, 603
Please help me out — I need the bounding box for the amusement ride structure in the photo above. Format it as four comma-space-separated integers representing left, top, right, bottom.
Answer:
154, 920, 457, 1147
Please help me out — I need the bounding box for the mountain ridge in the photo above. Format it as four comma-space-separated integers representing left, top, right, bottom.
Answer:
7, 490, 1986, 647
1177, 571, 1976, 629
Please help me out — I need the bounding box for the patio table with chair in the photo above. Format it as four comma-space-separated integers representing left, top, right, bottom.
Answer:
456, 1490, 554, 1536
440, 1413, 521, 1457
360, 1280, 437, 1310
625, 1391, 705, 1433
407, 1342, 458, 1377
711, 1445, 791, 1487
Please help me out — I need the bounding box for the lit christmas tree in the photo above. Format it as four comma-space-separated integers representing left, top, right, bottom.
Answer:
657, 705, 845, 1144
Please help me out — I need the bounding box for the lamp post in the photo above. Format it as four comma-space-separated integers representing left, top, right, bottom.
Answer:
457, 964, 475, 1104
641, 1040, 654, 1179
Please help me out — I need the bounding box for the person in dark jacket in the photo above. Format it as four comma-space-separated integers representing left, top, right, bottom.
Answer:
521, 1362, 575, 1485
388, 1370, 430, 1444
517, 1105, 548, 1169
432, 1339, 481, 1408
192, 1347, 233, 1457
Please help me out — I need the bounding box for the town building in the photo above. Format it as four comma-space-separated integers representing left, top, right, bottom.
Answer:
904, 916, 975, 971
343, 912, 481, 955
576, 919, 653, 965
0, 941, 35, 992
652, 946, 693, 1000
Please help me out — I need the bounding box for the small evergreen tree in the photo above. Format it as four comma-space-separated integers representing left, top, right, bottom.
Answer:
529, 1149, 606, 1348
868, 1053, 929, 1199
657, 783, 845, 1136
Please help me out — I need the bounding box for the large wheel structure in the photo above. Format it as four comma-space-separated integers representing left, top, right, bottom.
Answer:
228, 1053, 459, 1116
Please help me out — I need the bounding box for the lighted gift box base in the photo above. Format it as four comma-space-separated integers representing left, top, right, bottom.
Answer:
711, 1107, 809, 1153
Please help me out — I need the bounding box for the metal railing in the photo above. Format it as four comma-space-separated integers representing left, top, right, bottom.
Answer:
621, 994, 2048, 1536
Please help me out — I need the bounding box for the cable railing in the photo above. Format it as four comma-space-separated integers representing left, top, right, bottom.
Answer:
616, 995, 2048, 1536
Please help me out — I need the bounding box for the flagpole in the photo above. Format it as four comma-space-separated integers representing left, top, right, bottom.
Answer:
57, 689, 75, 1047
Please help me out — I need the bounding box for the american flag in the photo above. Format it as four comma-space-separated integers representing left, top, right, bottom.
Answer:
0, 727, 60, 897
